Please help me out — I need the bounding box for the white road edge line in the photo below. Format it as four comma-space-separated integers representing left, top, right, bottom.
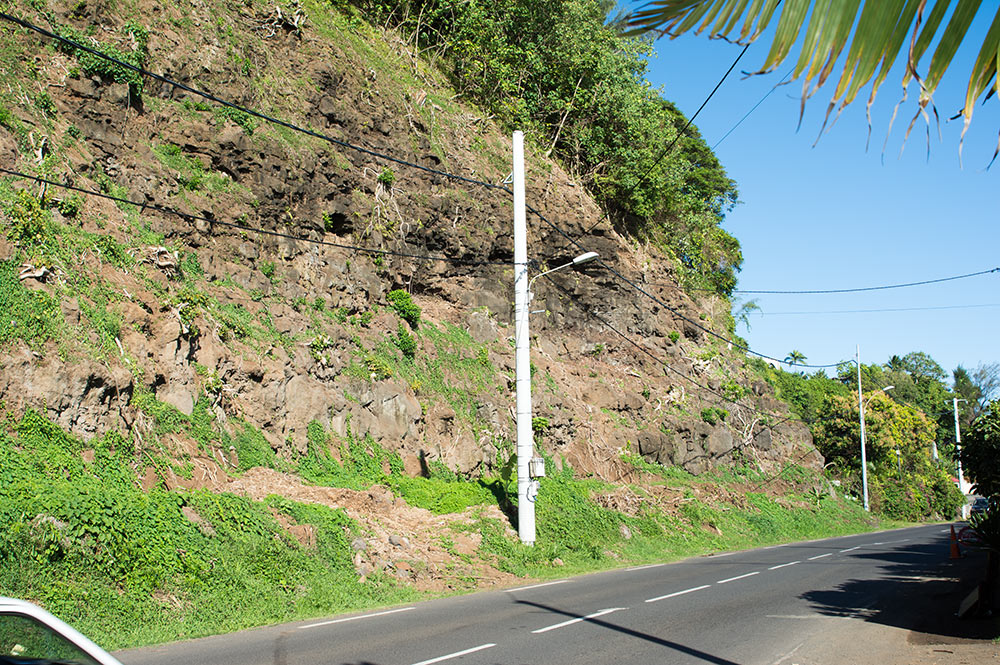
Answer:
299, 606, 416, 629
808, 553, 833, 561
626, 563, 667, 571
839, 546, 860, 553
411, 643, 496, 665
505, 580, 569, 592
768, 561, 800, 570
532, 608, 626, 634
717, 571, 760, 584
645, 585, 711, 603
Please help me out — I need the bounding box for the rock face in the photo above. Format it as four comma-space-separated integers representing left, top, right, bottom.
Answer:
0, 2, 817, 483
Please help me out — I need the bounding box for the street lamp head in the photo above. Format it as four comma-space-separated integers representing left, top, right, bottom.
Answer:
883, 385, 894, 391
572, 251, 599, 265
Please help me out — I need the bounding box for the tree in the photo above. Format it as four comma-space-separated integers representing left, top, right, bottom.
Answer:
626, 2, 1000, 157
812, 392, 960, 518
972, 362, 1000, 415
953, 365, 982, 428
731, 297, 760, 332
784, 350, 806, 366
961, 399, 1000, 497
360, 0, 743, 294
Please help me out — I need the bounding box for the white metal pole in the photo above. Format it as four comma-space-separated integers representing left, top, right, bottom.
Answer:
857, 345, 870, 512
513, 131, 535, 545
954, 397, 967, 495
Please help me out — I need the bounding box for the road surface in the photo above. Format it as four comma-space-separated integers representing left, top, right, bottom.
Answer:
119, 524, 989, 665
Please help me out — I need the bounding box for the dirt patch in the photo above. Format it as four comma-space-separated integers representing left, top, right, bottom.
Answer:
222, 468, 520, 593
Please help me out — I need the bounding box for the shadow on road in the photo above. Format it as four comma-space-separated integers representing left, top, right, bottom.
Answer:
800, 534, 998, 642
514, 599, 742, 665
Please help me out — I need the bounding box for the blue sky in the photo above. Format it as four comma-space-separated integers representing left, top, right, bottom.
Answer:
638, 10, 999, 380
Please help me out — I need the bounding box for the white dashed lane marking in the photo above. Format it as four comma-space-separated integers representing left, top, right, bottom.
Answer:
299, 606, 415, 630
411, 643, 496, 665
646, 585, 711, 603
505, 580, 569, 593
717, 571, 760, 584
768, 561, 801, 570
532, 608, 626, 634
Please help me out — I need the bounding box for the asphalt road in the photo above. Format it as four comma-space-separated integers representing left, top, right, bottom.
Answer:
118, 524, 973, 665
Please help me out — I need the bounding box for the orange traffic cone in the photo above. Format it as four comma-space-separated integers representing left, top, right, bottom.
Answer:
950, 524, 963, 559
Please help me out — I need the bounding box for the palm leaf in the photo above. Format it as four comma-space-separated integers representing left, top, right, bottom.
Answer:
625, 0, 1000, 158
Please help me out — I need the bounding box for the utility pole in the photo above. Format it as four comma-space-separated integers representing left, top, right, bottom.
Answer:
953, 397, 969, 495
857, 345, 870, 512
512, 131, 536, 546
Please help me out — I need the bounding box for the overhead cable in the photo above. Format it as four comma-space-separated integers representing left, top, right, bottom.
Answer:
752, 303, 1000, 315
2, 11, 845, 367
0, 12, 508, 193
724, 267, 1000, 295
0, 168, 507, 266
562, 42, 752, 250
710, 68, 794, 151
529, 203, 846, 369
538, 271, 804, 427
634, 42, 751, 188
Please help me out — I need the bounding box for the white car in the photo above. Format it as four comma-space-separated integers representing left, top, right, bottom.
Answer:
0, 597, 123, 665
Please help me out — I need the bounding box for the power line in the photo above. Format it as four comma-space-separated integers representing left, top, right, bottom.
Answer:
635, 42, 751, 190
710, 68, 794, 151
724, 267, 1000, 294
538, 270, 804, 428
3, 11, 844, 368
529, 202, 846, 369
752, 303, 1000, 316
0, 12, 508, 194
0, 168, 507, 266
562, 42, 752, 250
527, 46, 847, 367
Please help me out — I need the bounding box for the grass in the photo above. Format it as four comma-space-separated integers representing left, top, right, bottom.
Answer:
0, 393, 880, 650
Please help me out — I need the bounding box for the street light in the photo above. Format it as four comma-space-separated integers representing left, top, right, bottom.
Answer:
859, 384, 892, 510
513, 130, 600, 545
952, 398, 970, 499
529, 252, 600, 292
857, 345, 892, 513
513, 250, 598, 547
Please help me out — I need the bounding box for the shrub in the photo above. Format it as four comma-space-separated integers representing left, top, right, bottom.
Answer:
700, 407, 728, 426
377, 167, 395, 187
393, 323, 417, 359
387, 289, 420, 329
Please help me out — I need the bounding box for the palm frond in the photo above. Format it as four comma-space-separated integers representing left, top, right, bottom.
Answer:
625, 0, 1000, 158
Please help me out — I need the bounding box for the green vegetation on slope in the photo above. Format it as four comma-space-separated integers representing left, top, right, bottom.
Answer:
354, 0, 741, 295
0, 408, 878, 648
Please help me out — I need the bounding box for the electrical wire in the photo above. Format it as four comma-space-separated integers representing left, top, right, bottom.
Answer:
0, 12, 509, 194
521, 43, 847, 368
559, 43, 753, 251
635, 42, 751, 189
2, 11, 846, 368
537, 270, 805, 428
528, 201, 847, 368
710, 68, 793, 151
0, 168, 508, 266
750, 303, 1000, 315
723, 267, 1000, 294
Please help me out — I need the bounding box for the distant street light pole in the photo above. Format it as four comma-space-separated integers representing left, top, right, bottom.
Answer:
857, 345, 894, 512
953, 397, 969, 495
513, 131, 598, 545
